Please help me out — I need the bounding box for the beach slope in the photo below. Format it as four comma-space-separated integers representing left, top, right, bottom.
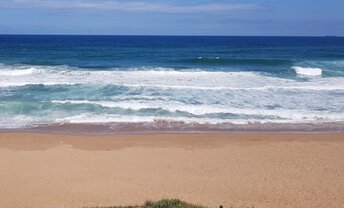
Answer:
0, 132, 343, 208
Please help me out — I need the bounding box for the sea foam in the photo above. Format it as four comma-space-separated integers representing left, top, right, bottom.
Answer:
0, 68, 36, 76
1, 64, 344, 129
1, 65, 344, 91
293, 66, 323, 76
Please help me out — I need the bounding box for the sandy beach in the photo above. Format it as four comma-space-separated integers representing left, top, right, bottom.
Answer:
0, 132, 343, 208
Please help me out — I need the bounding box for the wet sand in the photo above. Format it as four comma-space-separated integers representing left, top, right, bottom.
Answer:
0, 132, 343, 208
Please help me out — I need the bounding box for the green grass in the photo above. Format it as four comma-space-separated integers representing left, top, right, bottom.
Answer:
88, 199, 208, 208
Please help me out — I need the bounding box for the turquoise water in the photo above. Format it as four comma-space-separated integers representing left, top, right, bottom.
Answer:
0, 35, 344, 131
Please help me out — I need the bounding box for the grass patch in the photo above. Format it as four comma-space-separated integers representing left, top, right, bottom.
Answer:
88, 199, 208, 208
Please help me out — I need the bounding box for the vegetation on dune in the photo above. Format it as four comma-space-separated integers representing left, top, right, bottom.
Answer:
87, 199, 255, 208
88, 199, 208, 208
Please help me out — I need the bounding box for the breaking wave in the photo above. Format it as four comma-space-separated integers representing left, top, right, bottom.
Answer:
1, 64, 344, 130
1, 64, 344, 91
293, 66, 323, 76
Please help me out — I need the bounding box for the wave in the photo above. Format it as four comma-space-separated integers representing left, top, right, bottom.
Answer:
292, 66, 323, 76
296, 60, 344, 69
0, 115, 40, 129
54, 112, 344, 126
50, 100, 344, 122
292, 60, 344, 77
1, 64, 344, 91
2, 98, 343, 128
54, 113, 267, 125
0, 66, 37, 76
53, 100, 278, 116
2, 113, 344, 130
1, 63, 344, 129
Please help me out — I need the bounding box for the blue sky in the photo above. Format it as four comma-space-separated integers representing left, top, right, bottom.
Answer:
0, 0, 343, 36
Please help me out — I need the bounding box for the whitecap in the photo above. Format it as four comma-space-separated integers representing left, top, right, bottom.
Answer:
292, 66, 322, 76
0, 68, 36, 76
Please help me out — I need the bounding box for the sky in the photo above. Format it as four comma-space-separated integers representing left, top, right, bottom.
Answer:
0, 0, 343, 36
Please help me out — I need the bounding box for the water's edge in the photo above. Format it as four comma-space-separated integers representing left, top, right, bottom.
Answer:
1, 122, 343, 135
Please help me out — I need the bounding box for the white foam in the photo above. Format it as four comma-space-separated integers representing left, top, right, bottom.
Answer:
51, 100, 344, 123
0, 115, 39, 129
198, 57, 220, 60
53, 100, 246, 115
54, 113, 257, 125
1, 65, 344, 91
1, 64, 344, 128
293, 66, 322, 76
0, 68, 36, 76
54, 111, 343, 126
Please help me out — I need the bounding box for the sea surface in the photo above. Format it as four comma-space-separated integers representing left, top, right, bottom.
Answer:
0, 35, 344, 132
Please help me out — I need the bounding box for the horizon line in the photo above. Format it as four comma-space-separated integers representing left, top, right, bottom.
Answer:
0, 33, 343, 38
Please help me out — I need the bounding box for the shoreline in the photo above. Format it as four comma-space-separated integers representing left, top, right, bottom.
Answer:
1, 132, 344, 208
2, 129, 344, 136
1, 121, 344, 135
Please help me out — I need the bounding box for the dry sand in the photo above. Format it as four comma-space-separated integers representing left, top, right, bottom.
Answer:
0, 132, 343, 208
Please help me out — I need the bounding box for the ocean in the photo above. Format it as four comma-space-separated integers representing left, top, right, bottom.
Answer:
0, 35, 344, 132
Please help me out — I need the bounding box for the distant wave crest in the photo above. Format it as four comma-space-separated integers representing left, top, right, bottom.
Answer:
292, 66, 323, 76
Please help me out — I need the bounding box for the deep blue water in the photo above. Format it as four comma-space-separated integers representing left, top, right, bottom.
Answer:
1, 35, 344, 71
0, 35, 344, 130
